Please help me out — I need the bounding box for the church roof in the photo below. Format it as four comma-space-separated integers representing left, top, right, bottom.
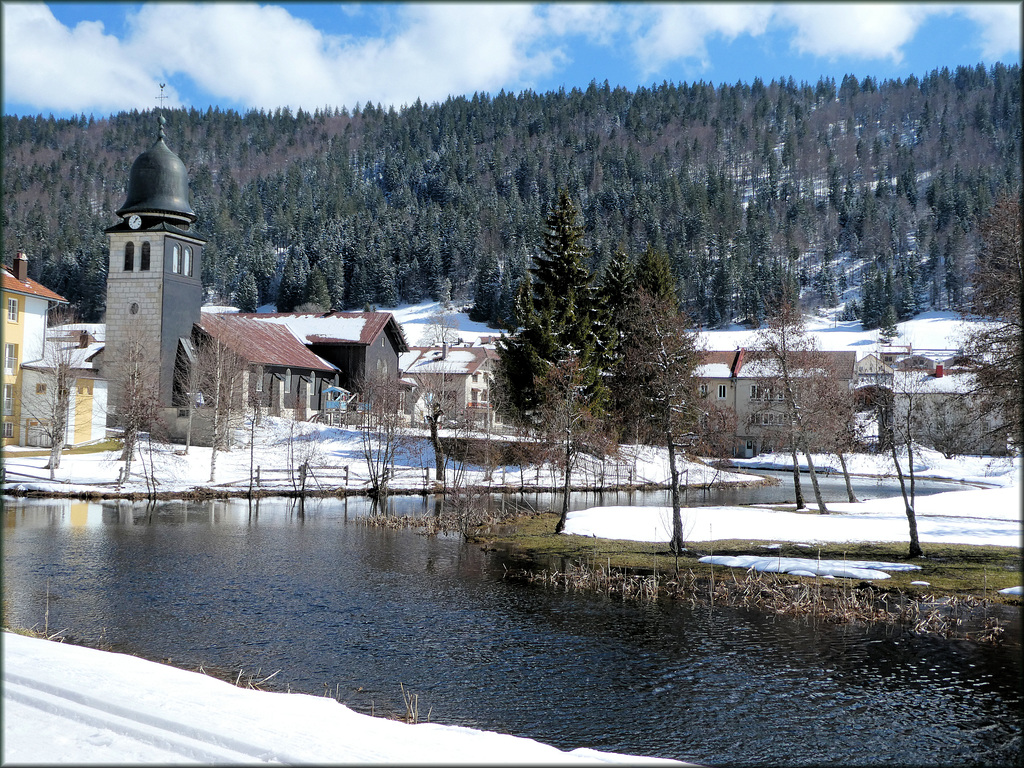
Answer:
235, 311, 410, 352
116, 116, 196, 221
199, 313, 337, 372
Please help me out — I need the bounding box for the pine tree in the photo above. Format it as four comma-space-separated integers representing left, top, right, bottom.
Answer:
235, 270, 259, 312
495, 190, 605, 421
306, 265, 331, 310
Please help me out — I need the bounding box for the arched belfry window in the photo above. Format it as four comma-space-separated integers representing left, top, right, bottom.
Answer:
171, 244, 181, 274
124, 242, 134, 272
140, 241, 151, 271
183, 246, 192, 277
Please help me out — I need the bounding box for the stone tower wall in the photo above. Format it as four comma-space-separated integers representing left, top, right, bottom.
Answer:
104, 231, 166, 415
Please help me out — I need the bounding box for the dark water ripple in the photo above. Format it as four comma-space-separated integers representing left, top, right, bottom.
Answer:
3, 496, 1021, 766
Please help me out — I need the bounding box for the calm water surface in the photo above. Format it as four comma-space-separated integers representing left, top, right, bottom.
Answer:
3, 494, 1020, 766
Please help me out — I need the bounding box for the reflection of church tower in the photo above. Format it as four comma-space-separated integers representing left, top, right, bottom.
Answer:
104, 115, 205, 416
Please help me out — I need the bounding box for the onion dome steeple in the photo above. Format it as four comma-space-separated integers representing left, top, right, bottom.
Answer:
116, 115, 196, 224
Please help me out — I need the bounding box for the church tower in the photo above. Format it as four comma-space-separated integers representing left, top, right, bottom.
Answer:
104, 114, 205, 419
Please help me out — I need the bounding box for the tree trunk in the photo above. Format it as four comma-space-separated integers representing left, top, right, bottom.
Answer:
789, 443, 805, 509
555, 433, 572, 534
428, 415, 446, 484
838, 451, 857, 502
802, 447, 829, 514
667, 433, 683, 554
890, 441, 923, 558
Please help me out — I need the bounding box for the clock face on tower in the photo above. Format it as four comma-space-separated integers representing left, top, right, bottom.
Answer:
128, 214, 142, 230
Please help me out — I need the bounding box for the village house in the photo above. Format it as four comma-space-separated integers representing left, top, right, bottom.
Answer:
2, 254, 106, 448
695, 348, 857, 458
19, 324, 108, 448
400, 344, 500, 428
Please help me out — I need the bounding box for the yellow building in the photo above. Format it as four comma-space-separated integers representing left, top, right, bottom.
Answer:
2, 252, 106, 449
2, 253, 67, 446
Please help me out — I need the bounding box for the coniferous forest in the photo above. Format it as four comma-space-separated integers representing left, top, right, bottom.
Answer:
3, 64, 1020, 328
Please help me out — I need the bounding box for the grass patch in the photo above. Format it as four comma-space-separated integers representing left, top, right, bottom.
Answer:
8, 439, 121, 458
473, 512, 1023, 601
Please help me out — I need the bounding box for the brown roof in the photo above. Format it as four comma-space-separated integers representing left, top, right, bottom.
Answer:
2, 266, 67, 303
199, 313, 337, 372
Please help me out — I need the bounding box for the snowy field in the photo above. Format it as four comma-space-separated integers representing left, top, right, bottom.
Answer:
1, 631, 686, 765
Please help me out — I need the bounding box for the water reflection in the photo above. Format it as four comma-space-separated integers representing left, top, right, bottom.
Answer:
3, 496, 1020, 766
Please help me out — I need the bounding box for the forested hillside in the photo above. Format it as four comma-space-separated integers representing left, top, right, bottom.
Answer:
3, 63, 1019, 327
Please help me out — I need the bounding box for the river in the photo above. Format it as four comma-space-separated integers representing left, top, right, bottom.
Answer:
2, 487, 1020, 765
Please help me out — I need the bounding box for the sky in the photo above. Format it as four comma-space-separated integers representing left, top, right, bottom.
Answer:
2, 2, 1021, 119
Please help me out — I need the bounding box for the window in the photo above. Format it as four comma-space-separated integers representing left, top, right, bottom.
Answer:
183, 246, 192, 277
35, 382, 46, 394
7, 297, 17, 322
141, 241, 151, 271
4, 343, 17, 374
3, 384, 13, 415
472, 373, 479, 382
481, 388, 488, 402
171, 244, 181, 274
750, 385, 759, 400
2, 421, 12, 438
699, 383, 708, 398
717, 384, 726, 399
124, 241, 134, 271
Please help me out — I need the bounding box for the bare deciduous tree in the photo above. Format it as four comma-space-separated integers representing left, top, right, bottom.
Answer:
111, 327, 162, 482
358, 371, 407, 502
191, 331, 247, 483
962, 194, 1021, 453
619, 291, 700, 554
754, 301, 830, 514
537, 356, 604, 534
19, 309, 79, 479
880, 372, 925, 558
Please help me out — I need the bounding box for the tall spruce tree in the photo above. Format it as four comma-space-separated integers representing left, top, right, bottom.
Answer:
496, 190, 605, 422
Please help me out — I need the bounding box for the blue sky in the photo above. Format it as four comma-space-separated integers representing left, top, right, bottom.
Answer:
3, 2, 1020, 119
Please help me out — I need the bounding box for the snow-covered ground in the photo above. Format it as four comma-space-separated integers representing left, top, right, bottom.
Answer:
1, 631, 686, 765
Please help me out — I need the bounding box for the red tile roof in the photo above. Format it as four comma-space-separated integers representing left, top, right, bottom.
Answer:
1, 266, 67, 303
199, 313, 336, 372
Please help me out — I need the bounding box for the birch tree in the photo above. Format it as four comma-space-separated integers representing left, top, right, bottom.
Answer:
754, 302, 830, 513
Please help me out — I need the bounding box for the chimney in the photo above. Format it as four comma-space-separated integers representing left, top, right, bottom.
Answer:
13, 251, 28, 281
935, 363, 944, 378
441, 340, 448, 360
79, 330, 90, 349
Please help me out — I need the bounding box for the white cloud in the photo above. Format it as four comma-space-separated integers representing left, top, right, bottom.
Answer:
958, 3, 1022, 62
4, 2, 567, 114
626, 4, 775, 78
775, 3, 935, 63
1, 3, 176, 114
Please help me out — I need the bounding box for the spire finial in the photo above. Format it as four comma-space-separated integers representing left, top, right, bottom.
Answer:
156, 83, 168, 139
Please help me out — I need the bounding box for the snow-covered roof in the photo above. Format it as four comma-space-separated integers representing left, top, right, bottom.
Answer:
893, 369, 975, 395
235, 311, 409, 352
695, 363, 732, 379
402, 346, 495, 377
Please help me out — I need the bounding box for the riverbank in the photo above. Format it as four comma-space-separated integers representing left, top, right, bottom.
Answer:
2, 629, 688, 765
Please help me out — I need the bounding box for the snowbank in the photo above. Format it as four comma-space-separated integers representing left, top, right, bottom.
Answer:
2, 632, 687, 765
698, 555, 921, 580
